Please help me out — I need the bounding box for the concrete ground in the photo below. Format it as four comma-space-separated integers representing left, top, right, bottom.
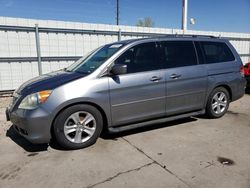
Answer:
0, 95, 250, 188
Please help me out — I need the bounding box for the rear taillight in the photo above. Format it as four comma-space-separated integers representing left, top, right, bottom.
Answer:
244, 62, 250, 76
240, 65, 245, 77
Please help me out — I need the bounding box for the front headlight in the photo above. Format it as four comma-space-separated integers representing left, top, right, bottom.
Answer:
18, 90, 52, 110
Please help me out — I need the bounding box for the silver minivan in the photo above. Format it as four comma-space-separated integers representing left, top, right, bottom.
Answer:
6, 35, 246, 149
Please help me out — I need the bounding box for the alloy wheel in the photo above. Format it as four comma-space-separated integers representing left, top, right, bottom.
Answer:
211, 92, 228, 114
63, 111, 96, 143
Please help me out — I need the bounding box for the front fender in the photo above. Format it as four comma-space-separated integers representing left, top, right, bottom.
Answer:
50, 97, 112, 127
41, 76, 112, 128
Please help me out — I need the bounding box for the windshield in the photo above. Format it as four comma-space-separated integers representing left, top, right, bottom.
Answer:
66, 43, 124, 74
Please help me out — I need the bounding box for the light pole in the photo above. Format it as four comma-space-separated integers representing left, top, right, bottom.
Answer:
116, 0, 120, 25
182, 0, 188, 31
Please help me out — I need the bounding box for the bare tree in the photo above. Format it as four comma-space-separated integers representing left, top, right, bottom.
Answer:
136, 17, 155, 27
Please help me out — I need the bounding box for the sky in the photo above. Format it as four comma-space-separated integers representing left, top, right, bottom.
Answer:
0, 0, 249, 33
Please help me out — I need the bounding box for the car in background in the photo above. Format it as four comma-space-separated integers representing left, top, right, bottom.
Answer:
244, 62, 250, 93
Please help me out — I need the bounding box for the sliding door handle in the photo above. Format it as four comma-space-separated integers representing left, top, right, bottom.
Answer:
170, 74, 181, 79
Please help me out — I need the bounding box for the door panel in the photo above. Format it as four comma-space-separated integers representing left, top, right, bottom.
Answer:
165, 65, 207, 116
109, 42, 166, 126
159, 40, 208, 116
109, 70, 165, 126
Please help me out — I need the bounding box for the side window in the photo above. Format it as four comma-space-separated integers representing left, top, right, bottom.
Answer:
200, 41, 235, 64
114, 42, 161, 73
194, 41, 205, 64
161, 41, 197, 68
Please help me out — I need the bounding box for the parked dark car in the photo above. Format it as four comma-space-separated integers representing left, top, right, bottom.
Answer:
6, 35, 246, 149
244, 62, 250, 93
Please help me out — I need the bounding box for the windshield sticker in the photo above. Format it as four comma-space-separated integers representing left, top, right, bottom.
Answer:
109, 44, 122, 48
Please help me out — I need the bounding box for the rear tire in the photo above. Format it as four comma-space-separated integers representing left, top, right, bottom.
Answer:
205, 87, 230, 118
53, 104, 103, 150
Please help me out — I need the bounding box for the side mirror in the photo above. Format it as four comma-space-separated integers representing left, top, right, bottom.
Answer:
110, 64, 127, 75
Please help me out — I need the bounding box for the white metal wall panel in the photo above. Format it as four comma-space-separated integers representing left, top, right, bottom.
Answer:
48, 33, 58, 56
0, 31, 9, 57
0, 61, 39, 90
41, 60, 74, 74
75, 34, 84, 56
0, 63, 13, 90
19, 32, 31, 57
40, 32, 50, 57
29, 32, 37, 57
8, 31, 20, 57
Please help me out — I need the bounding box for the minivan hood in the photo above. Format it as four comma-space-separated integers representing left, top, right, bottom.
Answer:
16, 70, 86, 96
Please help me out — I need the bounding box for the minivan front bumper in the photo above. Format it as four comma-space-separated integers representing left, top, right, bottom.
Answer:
6, 107, 52, 144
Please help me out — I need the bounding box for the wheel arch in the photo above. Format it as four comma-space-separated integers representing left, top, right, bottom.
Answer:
50, 101, 109, 140
205, 84, 232, 118
213, 84, 232, 101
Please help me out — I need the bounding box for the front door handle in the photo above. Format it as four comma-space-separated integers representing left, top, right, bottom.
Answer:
150, 76, 162, 82
170, 74, 182, 79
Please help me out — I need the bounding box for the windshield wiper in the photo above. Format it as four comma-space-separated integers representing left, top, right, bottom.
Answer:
63, 68, 72, 72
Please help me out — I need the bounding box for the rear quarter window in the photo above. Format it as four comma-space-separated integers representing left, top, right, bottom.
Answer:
200, 41, 235, 64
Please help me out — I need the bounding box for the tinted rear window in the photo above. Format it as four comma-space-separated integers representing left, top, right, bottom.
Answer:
200, 41, 235, 64
160, 41, 197, 68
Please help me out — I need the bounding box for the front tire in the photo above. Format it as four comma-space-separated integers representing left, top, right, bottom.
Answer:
53, 104, 103, 150
206, 87, 230, 118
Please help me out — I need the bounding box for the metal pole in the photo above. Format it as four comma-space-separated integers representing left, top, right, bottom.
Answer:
116, 0, 120, 25
182, 0, 188, 31
35, 24, 42, 75
118, 28, 121, 41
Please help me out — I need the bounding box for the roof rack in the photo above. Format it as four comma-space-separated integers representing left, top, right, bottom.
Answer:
155, 34, 218, 38
182, 34, 217, 38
